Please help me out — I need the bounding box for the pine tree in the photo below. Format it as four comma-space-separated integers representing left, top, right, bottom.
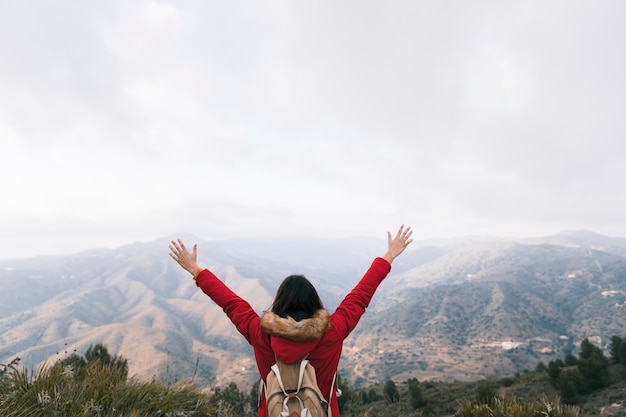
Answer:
609, 335, 626, 365
577, 338, 609, 392
556, 369, 581, 404
609, 336, 623, 363
547, 359, 563, 386
407, 378, 426, 409
383, 380, 399, 404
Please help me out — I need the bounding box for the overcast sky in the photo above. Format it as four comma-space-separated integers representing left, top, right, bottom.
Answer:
1, 1, 625, 259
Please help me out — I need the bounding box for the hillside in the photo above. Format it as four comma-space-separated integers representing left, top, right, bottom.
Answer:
347, 241, 626, 385
1, 231, 625, 390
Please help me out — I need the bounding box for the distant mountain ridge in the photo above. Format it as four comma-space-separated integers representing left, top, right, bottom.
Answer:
1, 230, 625, 389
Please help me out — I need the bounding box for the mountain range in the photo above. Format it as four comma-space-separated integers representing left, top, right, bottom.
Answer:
1, 230, 625, 389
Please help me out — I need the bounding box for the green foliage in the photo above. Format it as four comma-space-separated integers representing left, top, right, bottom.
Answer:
609, 335, 626, 365
475, 383, 497, 406
576, 338, 609, 392
57, 353, 87, 370
210, 382, 256, 415
609, 336, 622, 363
248, 380, 260, 411
84, 343, 129, 380
454, 395, 584, 417
0, 344, 220, 417
0, 360, 216, 416
608, 335, 626, 382
564, 354, 577, 367
0, 357, 21, 390
407, 377, 427, 409
7, 335, 626, 416
336, 373, 354, 412
547, 359, 564, 386
535, 361, 547, 373
366, 387, 382, 403
556, 369, 580, 405
1, 357, 21, 374
383, 379, 400, 404
500, 377, 515, 387
546, 337, 612, 403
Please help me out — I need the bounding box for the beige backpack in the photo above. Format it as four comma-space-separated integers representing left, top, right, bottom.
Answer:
263, 356, 331, 417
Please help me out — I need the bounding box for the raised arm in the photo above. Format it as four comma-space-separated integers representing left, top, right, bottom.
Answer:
169, 239, 263, 344
331, 225, 413, 338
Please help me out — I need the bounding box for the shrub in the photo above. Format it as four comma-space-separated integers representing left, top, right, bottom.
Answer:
475, 384, 497, 406
0, 345, 220, 417
454, 395, 584, 417
0, 361, 216, 417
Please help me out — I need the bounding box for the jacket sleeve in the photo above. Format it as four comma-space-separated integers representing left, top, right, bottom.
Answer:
195, 269, 262, 345
331, 257, 391, 339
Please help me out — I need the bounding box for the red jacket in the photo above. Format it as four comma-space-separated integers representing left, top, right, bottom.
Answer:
195, 257, 392, 417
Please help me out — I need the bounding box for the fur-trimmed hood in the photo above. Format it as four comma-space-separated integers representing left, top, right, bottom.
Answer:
260, 309, 331, 364
260, 309, 330, 342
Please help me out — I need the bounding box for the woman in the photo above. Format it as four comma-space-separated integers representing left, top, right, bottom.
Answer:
169, 225, 413, 417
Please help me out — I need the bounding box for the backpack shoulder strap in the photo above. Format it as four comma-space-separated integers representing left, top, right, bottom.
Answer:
270, 362, 288, 394
257, 378, 265, 407
271, 357, 309, 393
295, 359, 309, 393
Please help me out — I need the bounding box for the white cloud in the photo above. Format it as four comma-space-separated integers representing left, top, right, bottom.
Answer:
1, 0, 626, 258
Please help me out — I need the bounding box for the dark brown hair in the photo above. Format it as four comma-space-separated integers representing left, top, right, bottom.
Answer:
270, 274, 324, 317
